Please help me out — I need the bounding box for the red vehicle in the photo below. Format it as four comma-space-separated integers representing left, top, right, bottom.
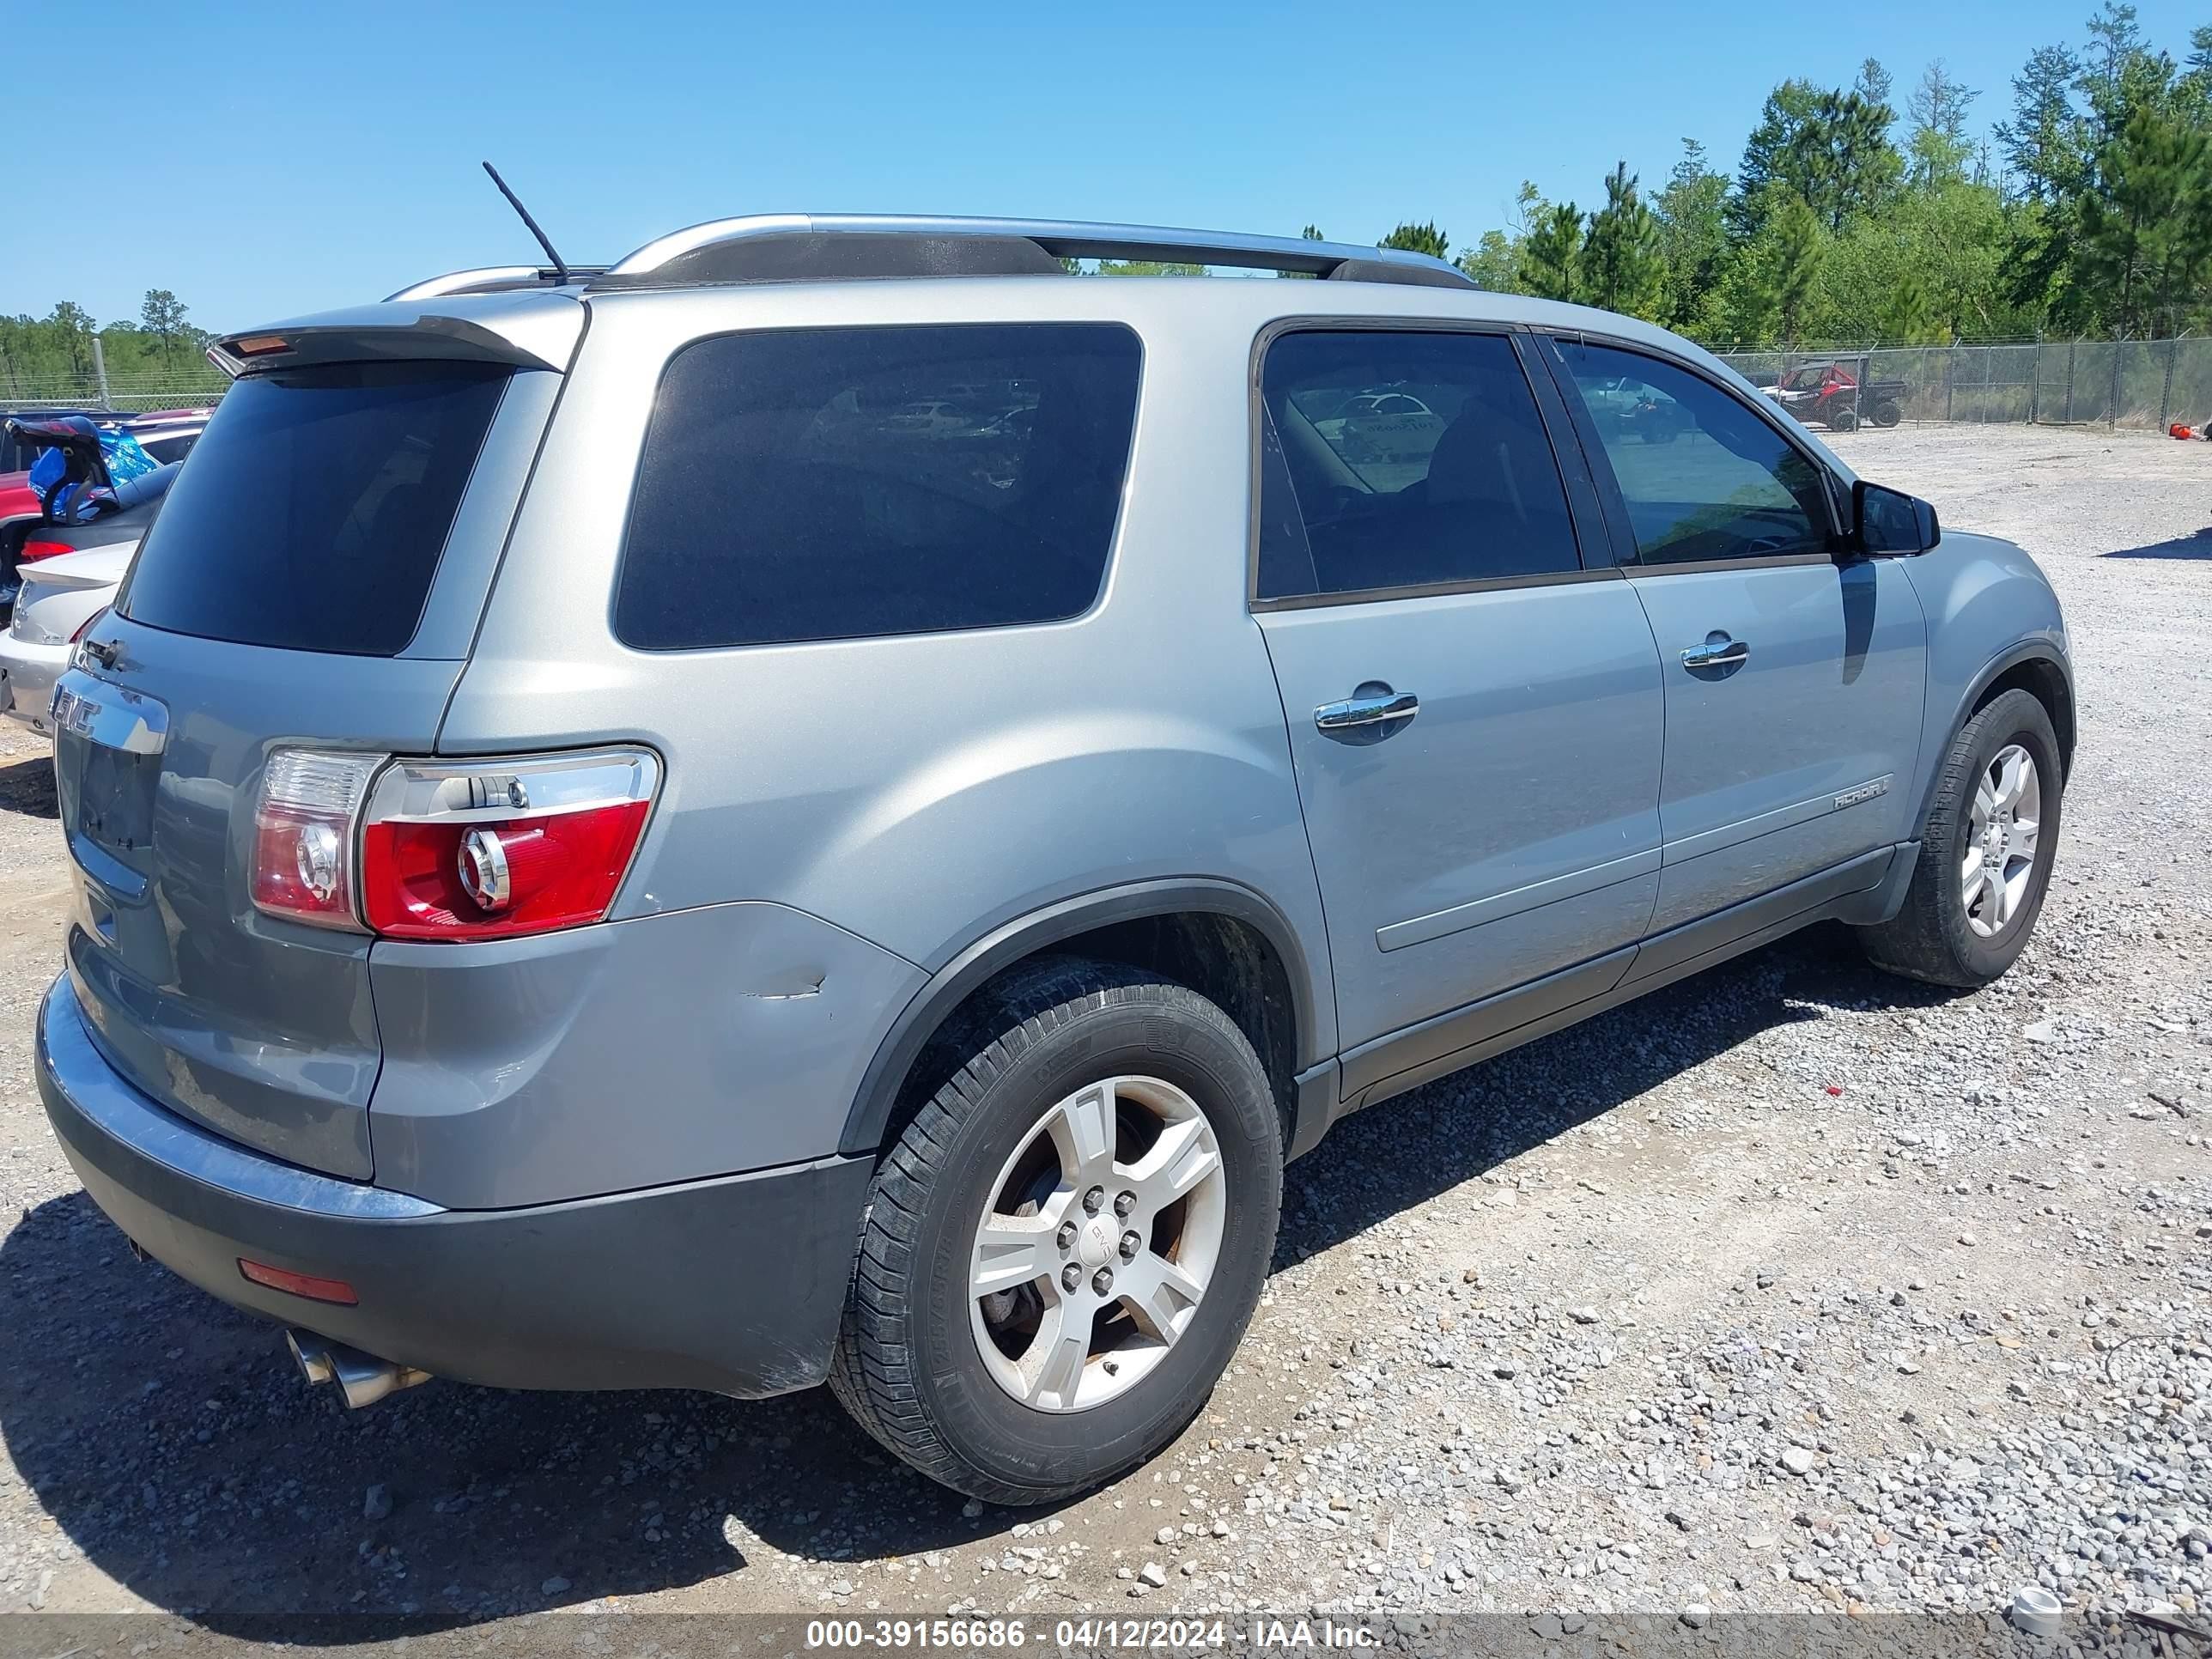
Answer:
0, 472, 48, 616
1761, 362, 1906, 431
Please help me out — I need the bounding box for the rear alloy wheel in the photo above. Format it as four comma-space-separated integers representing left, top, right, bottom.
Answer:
830, 958, 1280, 1504
1857, 688, 2063, 988
969, 1075, 1226, 1412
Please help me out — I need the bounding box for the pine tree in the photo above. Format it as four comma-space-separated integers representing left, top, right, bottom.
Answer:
1785, 88, 1902, 232
1996, 44, 2088, 203
1729, 194, 1827, 344
139, 289, 189, 373
1581, 163, 1668, 320
1654, 140, 1730, 332
1908, 61, 1980, 185
1380, 222, 1449, 260
1772, 197, 1826, 343
1520, 204, 1584, 301
2075, 101, 2212, 333
1730, 80, 1820, 240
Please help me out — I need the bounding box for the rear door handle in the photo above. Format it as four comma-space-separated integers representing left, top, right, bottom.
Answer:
1315, 689, 1419, 731
1680, 634, 1750, 671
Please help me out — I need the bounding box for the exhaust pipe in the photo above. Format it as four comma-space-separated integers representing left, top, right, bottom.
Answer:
286, 1330, 433, 1409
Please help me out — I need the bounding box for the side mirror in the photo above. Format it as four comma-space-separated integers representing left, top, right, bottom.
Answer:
1854, 479, 1940, 556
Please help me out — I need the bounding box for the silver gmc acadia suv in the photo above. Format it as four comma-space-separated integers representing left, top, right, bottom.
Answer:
35, 215, 2073, 1505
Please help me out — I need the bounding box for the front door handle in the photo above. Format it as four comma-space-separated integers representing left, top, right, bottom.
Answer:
1680, 633, 1751, 672
1315, 689, 1419, 731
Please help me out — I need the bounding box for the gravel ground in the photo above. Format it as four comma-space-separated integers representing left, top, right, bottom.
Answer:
0, 422, 2209, 1638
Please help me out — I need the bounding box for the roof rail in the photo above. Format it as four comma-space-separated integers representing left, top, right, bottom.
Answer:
598, 214, 1474, 289
385, 264, 608, 302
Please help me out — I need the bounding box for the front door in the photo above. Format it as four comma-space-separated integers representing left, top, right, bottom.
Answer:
1548, 338, 1928, 934
1249, 328, 1665, 1080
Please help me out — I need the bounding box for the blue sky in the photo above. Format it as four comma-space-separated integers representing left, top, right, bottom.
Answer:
7, 0, 2202, 331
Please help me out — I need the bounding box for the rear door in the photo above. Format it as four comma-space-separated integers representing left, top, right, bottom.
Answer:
1251, 327, 1665, 1089
1546, 337, 1927, 935
51, 356, 551, 1178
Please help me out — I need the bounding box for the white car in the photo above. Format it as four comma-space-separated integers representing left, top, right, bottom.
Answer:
0, 543, 131, 736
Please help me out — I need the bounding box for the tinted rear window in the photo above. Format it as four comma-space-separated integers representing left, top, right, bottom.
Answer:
118, 362, 508, 655
614, 324, 1141, 650
1256, 330, 1581, 599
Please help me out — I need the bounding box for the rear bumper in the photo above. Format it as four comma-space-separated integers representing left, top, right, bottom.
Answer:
0, 633, 64, 732
36, 973, 872, 1397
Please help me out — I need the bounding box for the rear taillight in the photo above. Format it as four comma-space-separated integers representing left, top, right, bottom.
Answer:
250, 750, 384, 929
19, 538, 71, 563
248, 746, 659, 939
362, 749, 658, 940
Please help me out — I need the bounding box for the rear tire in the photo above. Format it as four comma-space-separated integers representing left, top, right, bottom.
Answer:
829, 957, 1282, 1505
1872, 398, 1902, 428
1856, 688, 2062, 988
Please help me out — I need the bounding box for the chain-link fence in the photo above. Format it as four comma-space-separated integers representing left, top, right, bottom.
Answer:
1710, 337, 2212, 432
0, 374, 225, 415
9, 339, 2212, 432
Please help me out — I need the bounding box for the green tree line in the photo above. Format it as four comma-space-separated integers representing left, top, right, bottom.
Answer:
0, 289, 227, 400
1357, 3, 2211, 346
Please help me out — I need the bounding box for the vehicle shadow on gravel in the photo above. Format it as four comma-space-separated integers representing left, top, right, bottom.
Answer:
0, 753, 57, 819
1271, 921, 1957, 1261
2103, 528, 2212, 560
0, 926, 1946, 1629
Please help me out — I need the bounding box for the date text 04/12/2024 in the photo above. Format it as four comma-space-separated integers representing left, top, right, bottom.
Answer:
802, 1617, 1382, 1649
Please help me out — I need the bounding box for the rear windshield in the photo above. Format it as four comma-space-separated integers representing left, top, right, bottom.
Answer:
117, 361, 508, 656
614, 324, 1142, 650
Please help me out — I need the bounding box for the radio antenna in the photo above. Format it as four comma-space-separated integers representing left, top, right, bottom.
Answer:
481, 161, 571, 284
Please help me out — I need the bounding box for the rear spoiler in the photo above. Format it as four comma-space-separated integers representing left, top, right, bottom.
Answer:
210, 291, 584, 380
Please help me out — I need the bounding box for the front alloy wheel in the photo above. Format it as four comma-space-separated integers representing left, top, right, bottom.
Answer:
1962, 744, 2042, 938
1856, 687, 2063, 988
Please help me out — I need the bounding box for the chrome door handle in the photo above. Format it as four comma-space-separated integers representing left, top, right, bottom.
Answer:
1315, 690, 1419, 731
1680, 635, 1750, 671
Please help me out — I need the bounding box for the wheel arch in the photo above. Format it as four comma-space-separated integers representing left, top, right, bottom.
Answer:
1972, 652, 2075, 775
1912, 643, 2075, 830
837, 878, 1328, 1162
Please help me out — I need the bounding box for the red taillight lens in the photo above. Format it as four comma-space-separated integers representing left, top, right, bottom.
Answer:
250, 750, 382, 930
359, 750, 659, 941
19, 538, 71, 563
363, 799, 650, 939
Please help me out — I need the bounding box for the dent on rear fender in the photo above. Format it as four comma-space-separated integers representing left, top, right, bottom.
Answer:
365, 901, 923, 1209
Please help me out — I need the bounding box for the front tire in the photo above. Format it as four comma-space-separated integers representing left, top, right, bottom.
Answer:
1856, 688, 2063, 988
829, 958, 1282, 1505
